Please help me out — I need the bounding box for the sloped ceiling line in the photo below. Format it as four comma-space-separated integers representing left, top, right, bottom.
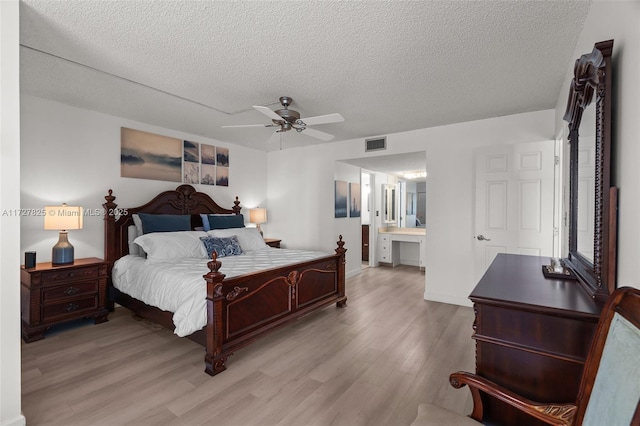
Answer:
21, 44, 280, 116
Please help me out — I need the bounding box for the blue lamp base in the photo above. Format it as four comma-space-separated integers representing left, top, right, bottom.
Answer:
52, 231, 74, 265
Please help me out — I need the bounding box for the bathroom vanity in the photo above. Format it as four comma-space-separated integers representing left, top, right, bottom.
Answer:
377, 227, 425, 269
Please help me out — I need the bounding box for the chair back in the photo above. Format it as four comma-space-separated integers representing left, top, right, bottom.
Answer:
575, 287, 640, 425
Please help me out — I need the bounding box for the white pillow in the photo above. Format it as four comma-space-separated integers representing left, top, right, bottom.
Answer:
127, 225, 142, 257
133, 231, 208, 260
132, 214, 144, 236
208, 227, 269, 252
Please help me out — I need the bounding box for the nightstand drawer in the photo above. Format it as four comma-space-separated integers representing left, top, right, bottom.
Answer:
41, 266, 100, 284
42, 296, 98, 321
42, 281, 98, 302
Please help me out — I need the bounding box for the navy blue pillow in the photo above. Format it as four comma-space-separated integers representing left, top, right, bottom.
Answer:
200, 235, 243, 258
207, 214, 245, 230
137, 213, 191, 234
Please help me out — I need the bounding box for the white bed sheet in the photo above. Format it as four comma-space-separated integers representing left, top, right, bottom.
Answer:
112, 248, 331, 336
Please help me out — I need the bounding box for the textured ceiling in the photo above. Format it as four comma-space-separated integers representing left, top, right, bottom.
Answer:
20, 1, 590, 152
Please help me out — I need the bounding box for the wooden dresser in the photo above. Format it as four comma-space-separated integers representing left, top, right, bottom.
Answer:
469, 253, 601, 425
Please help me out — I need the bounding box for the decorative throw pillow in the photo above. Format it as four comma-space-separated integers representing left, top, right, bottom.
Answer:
200, 235, 243, 258
207, 214, 245, 230
200, 213, 237, 231
137, 213, 191, 234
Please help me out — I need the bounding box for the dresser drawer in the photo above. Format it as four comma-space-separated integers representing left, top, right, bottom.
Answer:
378, 236, 391, 253
474, 304, 597, 359
42, 296, 98, 321
41, 266, 100, 284
42, 281, 98, 303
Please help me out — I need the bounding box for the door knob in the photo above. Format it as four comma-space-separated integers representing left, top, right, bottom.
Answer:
476, 234, 491, 241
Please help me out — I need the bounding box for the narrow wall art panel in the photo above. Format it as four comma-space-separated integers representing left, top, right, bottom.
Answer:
201, 143, 216, 185
349, 182, 361, 217
216, 147, 229, 186
183, 140, 200, 184
335, 180, 348, 218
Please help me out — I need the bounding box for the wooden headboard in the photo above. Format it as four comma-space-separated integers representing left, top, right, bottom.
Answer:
102, 184, 241, 266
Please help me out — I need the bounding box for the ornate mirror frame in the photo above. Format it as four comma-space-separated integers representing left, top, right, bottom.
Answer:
563, 39, 617, 302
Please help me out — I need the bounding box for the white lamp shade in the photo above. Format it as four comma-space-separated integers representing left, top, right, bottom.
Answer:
44, 205, 83, 230
249, 208, 267, 225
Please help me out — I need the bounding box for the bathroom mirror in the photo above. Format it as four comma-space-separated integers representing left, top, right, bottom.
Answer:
382, 184, 397, 224
406, 192, 416, 216
563, 39, 617, 301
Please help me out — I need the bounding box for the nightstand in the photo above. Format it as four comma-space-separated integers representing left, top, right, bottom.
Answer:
21, 257, 109, 342
264, 238, 281, 248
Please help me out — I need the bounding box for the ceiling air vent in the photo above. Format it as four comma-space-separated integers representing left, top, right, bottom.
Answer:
365, 137, 386, 152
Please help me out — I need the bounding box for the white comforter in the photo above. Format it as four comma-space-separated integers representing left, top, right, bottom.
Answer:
112, 248, 330, 336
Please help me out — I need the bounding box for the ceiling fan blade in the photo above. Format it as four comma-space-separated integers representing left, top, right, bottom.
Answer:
253, 105, 284, 122
302, 127, 335, 141
298, 113, 344, 126
222, 124, 272, 128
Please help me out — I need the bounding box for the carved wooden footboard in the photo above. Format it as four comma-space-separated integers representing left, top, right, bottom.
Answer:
203, 238, 347, 375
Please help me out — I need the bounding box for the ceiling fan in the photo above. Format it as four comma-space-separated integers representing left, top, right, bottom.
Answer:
222, 96, 344, 142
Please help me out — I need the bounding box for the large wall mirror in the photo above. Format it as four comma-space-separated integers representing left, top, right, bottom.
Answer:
563, 39, 617, 302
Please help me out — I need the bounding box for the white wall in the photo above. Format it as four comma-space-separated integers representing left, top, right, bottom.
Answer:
0, 1, 25, 424
20, 96, 268, 262
268, 110, 555, 305
553, 1, 640, 290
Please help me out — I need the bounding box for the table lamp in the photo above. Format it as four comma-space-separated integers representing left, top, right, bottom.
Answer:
44, 204, 83, 265
249, 208, 267, 237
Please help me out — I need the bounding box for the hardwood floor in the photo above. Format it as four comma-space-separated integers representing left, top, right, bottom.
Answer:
22, 265, 475, 425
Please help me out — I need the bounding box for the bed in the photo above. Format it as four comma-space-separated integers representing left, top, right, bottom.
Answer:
103, 184, 347, 376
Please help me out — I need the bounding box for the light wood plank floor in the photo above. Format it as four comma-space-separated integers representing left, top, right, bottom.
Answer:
22, 265, 475, 425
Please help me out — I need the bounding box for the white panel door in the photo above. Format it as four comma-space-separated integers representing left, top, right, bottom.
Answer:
474, 141, 555, 282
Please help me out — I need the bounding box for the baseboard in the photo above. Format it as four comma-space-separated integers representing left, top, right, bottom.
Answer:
346, 268, 361, 279
1, 414, 26, 426
423, 290, 473, 307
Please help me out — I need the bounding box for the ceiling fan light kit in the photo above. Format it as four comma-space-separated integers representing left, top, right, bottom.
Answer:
223, 96, 344, 143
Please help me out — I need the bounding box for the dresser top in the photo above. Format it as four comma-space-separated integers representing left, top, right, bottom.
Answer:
470, 253, 601, 317
21, 257, 105, 272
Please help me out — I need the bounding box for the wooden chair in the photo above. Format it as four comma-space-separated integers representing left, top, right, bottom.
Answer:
411, 287, 640, 426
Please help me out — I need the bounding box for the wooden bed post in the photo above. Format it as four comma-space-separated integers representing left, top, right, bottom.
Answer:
103, 189, 117, 311
203, 252, 229, 376
335, 235, 348, 308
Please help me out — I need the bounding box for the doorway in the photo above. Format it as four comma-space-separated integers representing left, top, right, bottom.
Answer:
340, 152, 428, 273
361, 171, 371, 269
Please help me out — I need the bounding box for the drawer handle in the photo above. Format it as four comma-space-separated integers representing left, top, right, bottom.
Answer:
65, 303, 80, 312
67, 272, 75, 277
63, 286, 79, 295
